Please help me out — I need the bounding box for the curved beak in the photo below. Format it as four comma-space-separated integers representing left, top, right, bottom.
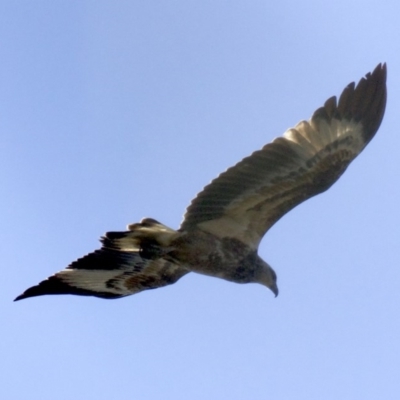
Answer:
270, 283, 279, 297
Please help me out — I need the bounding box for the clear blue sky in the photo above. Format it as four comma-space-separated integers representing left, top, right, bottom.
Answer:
2, 1, 399, 399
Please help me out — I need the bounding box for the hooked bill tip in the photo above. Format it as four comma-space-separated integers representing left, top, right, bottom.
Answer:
270, 284, 279, 297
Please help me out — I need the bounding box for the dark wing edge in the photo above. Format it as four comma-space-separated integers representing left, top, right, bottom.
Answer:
180, 64, 387, 246
314, 63, 387, 146
14, 232, 188, 301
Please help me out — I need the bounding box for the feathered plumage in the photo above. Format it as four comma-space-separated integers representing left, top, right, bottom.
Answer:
15, 64, 387, 302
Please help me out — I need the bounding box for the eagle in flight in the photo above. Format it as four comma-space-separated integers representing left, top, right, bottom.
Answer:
15, 64, 387, 301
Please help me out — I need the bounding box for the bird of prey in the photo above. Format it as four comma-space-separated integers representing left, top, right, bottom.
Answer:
15, 64, 387, 302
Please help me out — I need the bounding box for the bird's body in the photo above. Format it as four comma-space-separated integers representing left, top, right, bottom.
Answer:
168, 228, 273, 286
15, 64, 387, 302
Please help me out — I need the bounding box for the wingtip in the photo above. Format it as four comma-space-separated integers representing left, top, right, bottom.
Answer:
14, 288, 42, 302
14, 273, 128, 301
374, 62, 387, 77
13, 275, 88, 302
367, 62, 387, 85
329, 62, 387, 144
14, 294, 26, 302
363, 62, 387, 140
13, 293, 34, 302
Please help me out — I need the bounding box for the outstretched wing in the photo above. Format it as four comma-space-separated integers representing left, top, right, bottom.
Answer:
181, 64, 387, 249
14, 232, 188, 301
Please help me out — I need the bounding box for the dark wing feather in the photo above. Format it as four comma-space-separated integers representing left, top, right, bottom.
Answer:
180, 64, 387, 249
14, 232, 188, 301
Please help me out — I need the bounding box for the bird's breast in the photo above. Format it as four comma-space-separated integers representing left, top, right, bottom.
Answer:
171, 230, 257, 283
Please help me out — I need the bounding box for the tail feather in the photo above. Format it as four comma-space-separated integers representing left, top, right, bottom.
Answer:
126, 218, 180, 247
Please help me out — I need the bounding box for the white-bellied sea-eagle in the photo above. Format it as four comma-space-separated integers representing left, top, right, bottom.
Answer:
15, 64, 387, 301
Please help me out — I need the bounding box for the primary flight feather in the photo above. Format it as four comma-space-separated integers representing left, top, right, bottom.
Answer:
15, 64, 387, 301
